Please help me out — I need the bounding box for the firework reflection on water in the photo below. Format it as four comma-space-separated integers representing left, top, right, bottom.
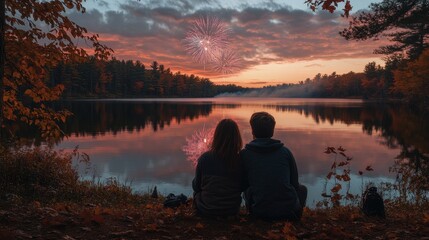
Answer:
182, 126, 215, 167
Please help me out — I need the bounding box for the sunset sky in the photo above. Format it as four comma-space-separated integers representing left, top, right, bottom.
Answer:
71, 0, 384, 87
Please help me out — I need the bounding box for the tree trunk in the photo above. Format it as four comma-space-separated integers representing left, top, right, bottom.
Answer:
0, 0, 5, 140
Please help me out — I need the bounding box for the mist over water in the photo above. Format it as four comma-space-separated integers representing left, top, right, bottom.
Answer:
218, 84, 318, 98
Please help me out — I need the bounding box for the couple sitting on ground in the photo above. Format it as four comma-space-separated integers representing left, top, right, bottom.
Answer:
192, 112, 307, 221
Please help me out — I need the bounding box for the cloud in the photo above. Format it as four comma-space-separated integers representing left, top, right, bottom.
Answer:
69, 1, 385, 78
305, 63, 323, 68
97, 0, 109, 8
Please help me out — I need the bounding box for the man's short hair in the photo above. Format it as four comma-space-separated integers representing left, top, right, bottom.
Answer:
250, 112, 276, 138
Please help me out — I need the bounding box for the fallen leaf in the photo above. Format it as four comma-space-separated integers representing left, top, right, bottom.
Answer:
424, 213, 429, 224
195, 222, 204, 229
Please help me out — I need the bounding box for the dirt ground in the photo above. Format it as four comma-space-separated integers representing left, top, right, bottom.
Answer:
1, 200, 428, 240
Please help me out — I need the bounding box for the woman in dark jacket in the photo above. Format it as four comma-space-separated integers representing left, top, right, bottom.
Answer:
192, 119, 245, 217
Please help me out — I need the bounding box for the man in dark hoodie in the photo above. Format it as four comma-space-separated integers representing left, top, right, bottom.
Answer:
241, 112, 307, 220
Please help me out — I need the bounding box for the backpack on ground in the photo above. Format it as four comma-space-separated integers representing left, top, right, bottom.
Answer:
362, 186, 385, 218
163, 193, 188, 208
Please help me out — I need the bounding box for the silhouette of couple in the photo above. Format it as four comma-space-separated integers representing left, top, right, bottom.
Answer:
192, 112, 307, 221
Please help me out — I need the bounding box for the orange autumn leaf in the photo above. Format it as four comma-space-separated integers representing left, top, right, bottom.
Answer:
423, 213, 429, 224
195, 222, 204, 229
282, 222, 297, 240
145, 204, 154, 209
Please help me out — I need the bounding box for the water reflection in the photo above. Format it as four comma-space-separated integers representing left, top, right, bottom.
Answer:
54, 99, 429, 204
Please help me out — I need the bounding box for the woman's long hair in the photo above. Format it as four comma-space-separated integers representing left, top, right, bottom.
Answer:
210, 119, 243, 171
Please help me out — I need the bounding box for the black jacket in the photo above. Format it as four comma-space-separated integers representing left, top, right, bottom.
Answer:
241, 138, 301, 219
192, 151, 244, 217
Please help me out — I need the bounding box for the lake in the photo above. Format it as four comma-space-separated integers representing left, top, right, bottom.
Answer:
55, 98, 429, 206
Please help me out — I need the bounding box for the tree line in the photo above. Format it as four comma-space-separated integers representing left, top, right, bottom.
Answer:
50, 58, 245, 98
237, 48, 428, 105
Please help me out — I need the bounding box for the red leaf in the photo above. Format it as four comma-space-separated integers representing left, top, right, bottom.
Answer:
343, 1, 352, 17
358, 171, 363, 175
331, 184, 342, 193
327, 172, 334, 179
338, 146, 345, 152
342, 175, 351, 181
366, 166, 374, 171
331, 162, 336, 169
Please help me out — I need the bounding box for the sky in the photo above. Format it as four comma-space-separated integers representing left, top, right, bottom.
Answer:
70, 0, 384, 87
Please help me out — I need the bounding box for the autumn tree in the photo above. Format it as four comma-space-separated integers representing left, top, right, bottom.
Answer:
340, 0, 429, 60
392, 48, 429, 104
0, 0, 112, 140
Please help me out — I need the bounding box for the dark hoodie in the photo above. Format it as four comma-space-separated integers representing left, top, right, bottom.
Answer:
241, 138, 301, 220
192, 151, 245, 217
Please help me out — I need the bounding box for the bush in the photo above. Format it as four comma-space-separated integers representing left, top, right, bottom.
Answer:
0, 147, 148, 205
0, 147, 80, 201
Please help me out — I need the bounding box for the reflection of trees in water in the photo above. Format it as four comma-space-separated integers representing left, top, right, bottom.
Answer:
60, 101, 213, 136
268, 102, 429, 198
268, 103, 429, 153
6, 101, 214, 146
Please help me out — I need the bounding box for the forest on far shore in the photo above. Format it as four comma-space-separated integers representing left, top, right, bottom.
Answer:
51, 48, 429, 105
50, 58, 245, 98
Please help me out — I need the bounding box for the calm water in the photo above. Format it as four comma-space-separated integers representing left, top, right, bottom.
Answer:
55, 98, 429, 206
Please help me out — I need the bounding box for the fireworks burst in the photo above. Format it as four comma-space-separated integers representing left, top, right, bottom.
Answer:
211, 49, 242, 74
182, 126, 215, 167
184, 16, 230, 67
